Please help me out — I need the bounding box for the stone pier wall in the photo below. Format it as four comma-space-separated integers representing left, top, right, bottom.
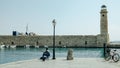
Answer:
0, 35, 106, 47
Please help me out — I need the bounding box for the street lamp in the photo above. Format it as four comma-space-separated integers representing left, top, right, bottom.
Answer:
52, 19, 56, 59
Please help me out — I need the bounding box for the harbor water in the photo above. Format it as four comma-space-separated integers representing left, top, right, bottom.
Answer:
0, 47, 120, 64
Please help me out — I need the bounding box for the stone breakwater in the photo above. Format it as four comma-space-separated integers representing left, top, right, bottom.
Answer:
0, 35, 108, 47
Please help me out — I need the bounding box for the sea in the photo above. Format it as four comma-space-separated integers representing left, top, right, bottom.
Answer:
0, 47, 120, 64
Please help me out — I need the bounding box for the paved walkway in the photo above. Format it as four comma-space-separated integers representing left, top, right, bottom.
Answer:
0, 58, 120, 68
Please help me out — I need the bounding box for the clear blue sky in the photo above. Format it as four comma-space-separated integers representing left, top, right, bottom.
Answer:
0, 0, 120, 41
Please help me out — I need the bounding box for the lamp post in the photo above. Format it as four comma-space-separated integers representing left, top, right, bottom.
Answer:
52, 19, 56, 59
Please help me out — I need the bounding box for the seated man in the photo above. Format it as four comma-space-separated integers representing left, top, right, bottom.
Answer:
40, 48, 50, 61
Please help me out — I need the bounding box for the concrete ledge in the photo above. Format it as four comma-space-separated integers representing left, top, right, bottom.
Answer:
0, 58, 120, 68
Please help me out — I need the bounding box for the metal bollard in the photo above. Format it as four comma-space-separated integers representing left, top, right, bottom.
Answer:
103, 43, 106, 57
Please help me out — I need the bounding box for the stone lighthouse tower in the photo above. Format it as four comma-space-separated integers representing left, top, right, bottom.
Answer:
100, 5, 109, 44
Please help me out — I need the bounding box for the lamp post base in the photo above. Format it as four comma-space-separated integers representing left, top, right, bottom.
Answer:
52, 57, 56, 60
52, 48, 56, 60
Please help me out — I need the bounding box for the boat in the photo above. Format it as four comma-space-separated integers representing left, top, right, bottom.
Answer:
10, 45, 16, 48
0, 45, 5, 49
26, 45, 30, 48
35, 45, 39, 48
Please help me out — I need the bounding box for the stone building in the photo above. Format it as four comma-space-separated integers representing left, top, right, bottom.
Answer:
0, 5, 109, 47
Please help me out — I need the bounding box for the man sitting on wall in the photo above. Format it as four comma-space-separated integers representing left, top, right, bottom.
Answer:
40, 47, 50, 61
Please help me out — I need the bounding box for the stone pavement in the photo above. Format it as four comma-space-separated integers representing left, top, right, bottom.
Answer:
0, 58, 120, 68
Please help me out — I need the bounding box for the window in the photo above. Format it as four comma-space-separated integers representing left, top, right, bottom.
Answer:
36, 41, 39, 45
85, 41, 87, 45
11, 42, 14, 45
102, 14, 104, 17
59, 41, 61, 45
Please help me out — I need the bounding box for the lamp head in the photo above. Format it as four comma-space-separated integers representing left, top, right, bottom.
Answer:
52, 19, 56, 26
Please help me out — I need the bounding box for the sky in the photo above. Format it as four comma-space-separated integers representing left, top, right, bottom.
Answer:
0, 0, 120, 41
